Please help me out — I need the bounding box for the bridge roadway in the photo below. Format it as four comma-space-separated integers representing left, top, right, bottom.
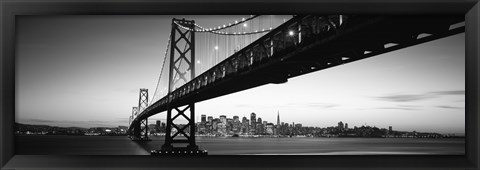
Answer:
128, 15, 464, 132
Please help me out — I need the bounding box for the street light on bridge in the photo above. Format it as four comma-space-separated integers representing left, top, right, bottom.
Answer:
288, 30, 295, 36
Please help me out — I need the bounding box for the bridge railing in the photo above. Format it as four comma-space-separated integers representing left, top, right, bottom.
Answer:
135, 15, 347, 122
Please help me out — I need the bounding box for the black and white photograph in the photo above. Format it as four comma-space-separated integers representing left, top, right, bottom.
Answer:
14, 15, 465, 156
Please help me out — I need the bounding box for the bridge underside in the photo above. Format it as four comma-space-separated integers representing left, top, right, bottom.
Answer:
128, 15, 464, 144
182, 15, 463, 106
147, 15, 463, 114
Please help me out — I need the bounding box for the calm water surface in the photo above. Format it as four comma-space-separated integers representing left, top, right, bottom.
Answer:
16, 135, 465, 155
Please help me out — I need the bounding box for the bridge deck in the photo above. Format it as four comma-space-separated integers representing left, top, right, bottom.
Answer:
129, 15, 464, 131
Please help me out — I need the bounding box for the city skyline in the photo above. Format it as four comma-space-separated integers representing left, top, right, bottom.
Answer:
15, 15, 465, 134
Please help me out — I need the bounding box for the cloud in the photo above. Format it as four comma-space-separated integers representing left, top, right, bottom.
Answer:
375, 90, 464, 102
376, 94, 431, 102
436, 105, 463, 109
430, 90, 465, 95
397, 104, 419, 108
376, 107, 418, 111
305, 103, 339, 108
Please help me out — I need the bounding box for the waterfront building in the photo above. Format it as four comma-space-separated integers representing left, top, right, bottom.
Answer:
338, 121, 344, 131
250, 112, 256, 128
227, 118, 233, 133
256, 122, 263, 134
217, 123, 227, 135
205, 122, 212, 133
242, 116, 248, 123
277, 111, 280, 126
242, 117, 249, 134
263, 121, 267, 134
233, 116, 241, 133
220, 115, 227, 124
213, 118, 220, 130
276, 112, 280, 135
207, 116, 213, 124
156, 120, 161, 132
201, 115, 206, 123
266, 123, 275, 135
250, 113, 257, 134
243, 119, 250, 134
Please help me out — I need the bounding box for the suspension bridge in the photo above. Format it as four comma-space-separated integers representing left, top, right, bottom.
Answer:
126, 15, 465, 155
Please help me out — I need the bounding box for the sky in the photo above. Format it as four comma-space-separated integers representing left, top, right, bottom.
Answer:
15, 15, 465, 134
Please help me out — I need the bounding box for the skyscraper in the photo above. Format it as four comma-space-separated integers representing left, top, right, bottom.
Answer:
338, 121, 344, 130
233, 116, 240, 133
250, 112, 256, 134
207, 116, 213, 124
156, 120, 161, 132
276, 111, 280, 135
277, 111, 280, 127
220, 115, 227, 124
201, 115, 206, 123
266, 123, 275, 135
250, 112, 256, 125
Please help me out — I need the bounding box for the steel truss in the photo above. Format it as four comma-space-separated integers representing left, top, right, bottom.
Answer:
133, 89, 149, 140
161, 18, 198, 151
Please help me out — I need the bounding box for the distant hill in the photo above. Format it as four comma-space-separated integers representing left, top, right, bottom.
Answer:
15, 122, 128, 136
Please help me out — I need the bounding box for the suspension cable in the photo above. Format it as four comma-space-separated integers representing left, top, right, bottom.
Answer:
149, 32, 171, 105
173, 15, 273, 36
194, 15, 259, 32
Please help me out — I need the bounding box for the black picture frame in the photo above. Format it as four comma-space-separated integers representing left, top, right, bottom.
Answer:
1, 0, 479, 169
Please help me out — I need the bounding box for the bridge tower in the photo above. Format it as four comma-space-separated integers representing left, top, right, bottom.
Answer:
137, 88, 149, 140
131, 106, 141, 139
161, 18, 198, 152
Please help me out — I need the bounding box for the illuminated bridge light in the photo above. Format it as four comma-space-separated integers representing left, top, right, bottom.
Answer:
417, 33, 432, 39
384, 43, 398, 48
288, 30, 295, 36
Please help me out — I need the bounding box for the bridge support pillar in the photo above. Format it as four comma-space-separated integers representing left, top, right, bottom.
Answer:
133, 122, 141, 139
141, 118, 149, 140
155, 103, 206, 155
161, 103, 198, 150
